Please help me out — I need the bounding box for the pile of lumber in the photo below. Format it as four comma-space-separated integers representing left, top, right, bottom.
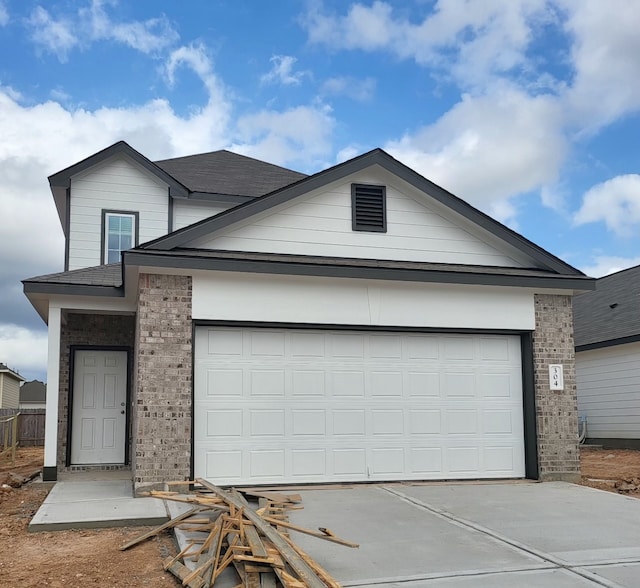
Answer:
120, 478, 358, 588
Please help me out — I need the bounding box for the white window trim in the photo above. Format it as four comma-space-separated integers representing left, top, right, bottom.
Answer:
102, 210, 138, 265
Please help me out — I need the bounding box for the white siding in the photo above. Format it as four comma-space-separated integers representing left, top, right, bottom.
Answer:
68, 156, 169, 270
173, 201, 232, 231
0, 374, 20, 409
193, 168, 531, 267
576, 343, 640, 439
192, 272, 536, 331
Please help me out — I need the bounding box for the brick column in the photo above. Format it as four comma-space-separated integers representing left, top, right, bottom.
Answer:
134, 273, 192, 493
532, 294, 580, 481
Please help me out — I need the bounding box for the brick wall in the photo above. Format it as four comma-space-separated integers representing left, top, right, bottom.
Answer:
134, 273, 192, 493
532, 293, 580, 481
58, 313, 135, 470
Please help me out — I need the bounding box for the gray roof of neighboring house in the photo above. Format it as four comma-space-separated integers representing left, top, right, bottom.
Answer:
20, 380, 46, 403
155, 150, 307, 197
573, 264, 640, 349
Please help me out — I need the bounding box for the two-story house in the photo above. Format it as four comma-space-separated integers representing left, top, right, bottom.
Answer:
0, 363, 25, 409
23, 141, 594, 493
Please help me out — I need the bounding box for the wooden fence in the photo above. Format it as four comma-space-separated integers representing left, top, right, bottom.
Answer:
0, 409, 46, 447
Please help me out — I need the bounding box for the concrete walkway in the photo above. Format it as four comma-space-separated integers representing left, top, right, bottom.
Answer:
29, 472, 168, 532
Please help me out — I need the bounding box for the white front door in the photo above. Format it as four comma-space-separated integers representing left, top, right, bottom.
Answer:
71, 349, 127, 465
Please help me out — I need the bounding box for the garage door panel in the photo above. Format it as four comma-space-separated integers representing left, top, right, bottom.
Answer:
292, 370, 325, 396
371, 371, 403, 397
479, 372, 514, 398
483, 409, 517, 435
371, 409, 404, 435
292, 409, 327, 436
292, 449, 326, 476
443, 372, 476, 398
371, 447, 405, 474
443, 337, 475, 360
194, 327, 525, 484
447, 446, 480, 473
408, 372, 441, 396
332, 371, 365, 396
206, 409, 243, 437
479, 336, 512, 361
333, 448, 367, 475
484, 446, 517, 473
290, 332, 326, 356
370, 335, 402, 358
204, 368, 244, 397
409, 409, 442, 434
333, 409, 366, 435
331, 334, 365, 357
250, 370, 285, 396
407, 336, 439, 359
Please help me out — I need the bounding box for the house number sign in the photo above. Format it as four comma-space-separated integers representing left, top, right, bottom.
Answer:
549, 364, 564, 391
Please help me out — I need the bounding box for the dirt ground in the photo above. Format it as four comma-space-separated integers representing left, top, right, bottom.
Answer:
1, 445, 640, 587
0, 447, 179, 588
579, 445, 640, 496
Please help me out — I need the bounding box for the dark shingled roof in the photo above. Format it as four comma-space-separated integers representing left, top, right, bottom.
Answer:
24, 264, 122, 287
155, 150, 307, 197
20, 380, 46, 403
573, 264, 640, 348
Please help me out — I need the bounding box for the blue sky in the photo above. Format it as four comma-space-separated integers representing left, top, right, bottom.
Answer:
1, 0, 640, 382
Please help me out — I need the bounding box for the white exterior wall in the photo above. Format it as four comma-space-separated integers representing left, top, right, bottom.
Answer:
194, 167, 532, 267
192, 272, 536, 331
577, 342, 640, 439
173, 201, 232, 231
68, 157, 169, 270
0, 374, 20, 408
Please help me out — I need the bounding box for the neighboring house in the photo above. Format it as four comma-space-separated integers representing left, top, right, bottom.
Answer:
0, 363, 25, 409
19, 380, 47, 410
574, 265, 640, 448
23, 141, 595, 492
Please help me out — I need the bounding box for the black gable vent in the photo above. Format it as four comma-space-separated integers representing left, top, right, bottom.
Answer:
351, 183, 387, 232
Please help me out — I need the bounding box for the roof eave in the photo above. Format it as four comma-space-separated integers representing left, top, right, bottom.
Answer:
125, 250, 596, 291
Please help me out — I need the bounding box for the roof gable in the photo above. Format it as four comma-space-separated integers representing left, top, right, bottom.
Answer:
48, 141, 188, 233
189, 165, 535, 268
141, 149, 584, 276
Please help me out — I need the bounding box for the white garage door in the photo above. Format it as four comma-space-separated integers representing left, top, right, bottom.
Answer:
194, 327, 525, 485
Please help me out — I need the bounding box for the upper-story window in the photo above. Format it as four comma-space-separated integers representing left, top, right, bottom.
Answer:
102, 210, 138, 264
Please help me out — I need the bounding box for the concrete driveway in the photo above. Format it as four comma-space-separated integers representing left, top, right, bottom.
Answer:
286, 482, 640, 587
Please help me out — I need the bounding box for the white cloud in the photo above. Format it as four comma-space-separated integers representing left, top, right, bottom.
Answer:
303, 0, 554, 89
385, 84, 566, 223
321, 76, 376, 101
261, 55, 307, 86
561, 0, 640, 130
574, 175, 640, 236
580, 255, 640, 278
27, 6, 79, 62
81, 0, 179, 54
26, 0, 179, 61
0, 324, 48, 375
0, 1, 9, 26
232, 104, 335, 170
